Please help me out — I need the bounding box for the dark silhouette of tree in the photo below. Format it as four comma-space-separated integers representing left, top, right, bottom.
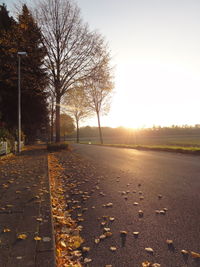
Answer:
0, 4, 49, 142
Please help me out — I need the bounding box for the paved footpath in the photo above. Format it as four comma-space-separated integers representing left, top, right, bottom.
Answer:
0, 146, 56, 267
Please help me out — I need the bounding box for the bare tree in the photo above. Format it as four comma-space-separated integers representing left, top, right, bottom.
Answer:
48, 91, 56, 142
86, 50, 114, 144
34, 0, 106, 142
63, 85, 93, 143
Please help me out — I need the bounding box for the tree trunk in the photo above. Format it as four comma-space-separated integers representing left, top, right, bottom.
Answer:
55, 94, 61, 143
76, 118, 79, 143
50, 99, 54, 142
97, 112, 103, 144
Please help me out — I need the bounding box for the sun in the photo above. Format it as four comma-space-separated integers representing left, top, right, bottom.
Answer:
102, 60, 190, 129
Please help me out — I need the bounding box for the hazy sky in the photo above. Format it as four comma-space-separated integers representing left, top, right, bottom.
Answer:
3, 0, 200, 128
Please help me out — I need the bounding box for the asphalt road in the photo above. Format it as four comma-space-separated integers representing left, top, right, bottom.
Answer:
64, 144, 200, 267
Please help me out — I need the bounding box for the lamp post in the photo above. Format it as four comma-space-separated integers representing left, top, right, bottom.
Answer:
17, 51, 27, 153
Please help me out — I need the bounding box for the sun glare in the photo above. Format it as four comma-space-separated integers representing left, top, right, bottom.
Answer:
101, 59, 200, 129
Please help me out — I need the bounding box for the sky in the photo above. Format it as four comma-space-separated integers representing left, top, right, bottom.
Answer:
3, 0, 200, 128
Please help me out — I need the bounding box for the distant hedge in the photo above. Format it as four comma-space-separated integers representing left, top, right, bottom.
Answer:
47, 143, 69, 152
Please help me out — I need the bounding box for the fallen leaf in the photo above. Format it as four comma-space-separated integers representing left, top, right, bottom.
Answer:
6, 204, 13, 208
133, 232, 139, 237
166, 239, 173, 245
105, 232, 113, 237
60, 240, 67, 248
72, 250, 82, 257
84, 258, 92, 263
106, 203, 113, 207
120, 231, 127, 236
95, 238, 100, 244
17, 234, 27, 240
99, 234, 106, 240
82, 246, 90, 252
110, 246, 117, 251
3, 228, 11, 232
159, 210, 166, 215
181, 249, 189, 255
43, 237, 51, 242
145, 247, 154, 253
191, 251, 200, 258
34, 236, 42, 241
138, 210, 144, 217
142, 262, 151, 267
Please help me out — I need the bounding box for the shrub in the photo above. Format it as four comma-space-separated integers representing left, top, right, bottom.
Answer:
0, 127, 15, 152
47, 143, 69, 152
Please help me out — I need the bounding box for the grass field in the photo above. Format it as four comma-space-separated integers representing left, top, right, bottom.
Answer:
71, 135, 200, 146
67, 134, 200, 154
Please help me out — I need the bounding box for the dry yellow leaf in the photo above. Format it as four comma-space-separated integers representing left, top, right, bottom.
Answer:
142, 262, 151, 267
82, 246, 90, 252
3, 228, 11, 232
120, 231, 127, 236
17, 234, 27, 240
60, 240, 67, 248
95, 238, 100, 244
166, 239, 173, 245
191, 251, 200, 258
34, 236, 42, 241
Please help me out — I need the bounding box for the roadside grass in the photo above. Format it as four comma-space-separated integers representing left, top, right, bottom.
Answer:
79, 141, 200, 155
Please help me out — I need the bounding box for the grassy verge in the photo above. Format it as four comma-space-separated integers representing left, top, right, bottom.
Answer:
80, 142, 200, 155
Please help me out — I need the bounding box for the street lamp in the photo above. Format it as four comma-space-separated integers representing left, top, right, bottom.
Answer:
17, 51, 27, 153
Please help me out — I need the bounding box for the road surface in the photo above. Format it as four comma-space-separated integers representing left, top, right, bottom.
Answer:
62, 144, 200, 266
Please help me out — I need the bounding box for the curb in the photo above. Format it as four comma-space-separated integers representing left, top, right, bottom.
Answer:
45, 153, 57, 266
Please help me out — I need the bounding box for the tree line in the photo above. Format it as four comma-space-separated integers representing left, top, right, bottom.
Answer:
0, 3, 48, 143
67, 125, 200, 139
0, 0, 113, 144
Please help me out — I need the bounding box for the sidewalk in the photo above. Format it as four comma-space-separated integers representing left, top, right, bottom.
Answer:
0, 146, 56, 267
